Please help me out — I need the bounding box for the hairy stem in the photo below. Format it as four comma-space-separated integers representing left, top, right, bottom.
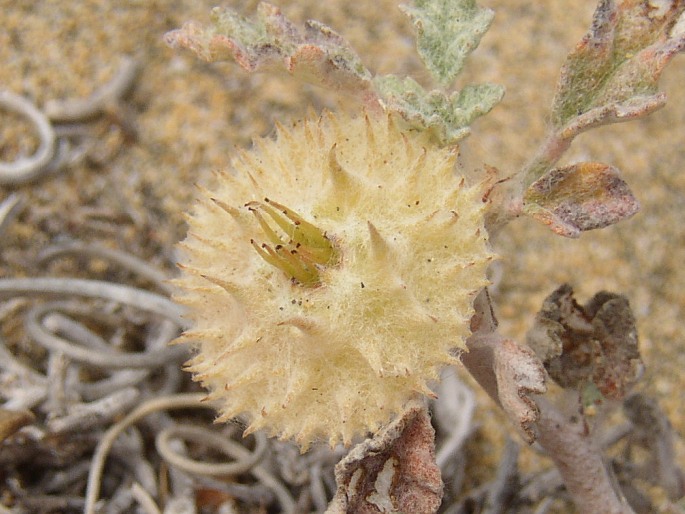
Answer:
534, 396, 635, 514
484, 130, 572, 235
517, 132, 572, 192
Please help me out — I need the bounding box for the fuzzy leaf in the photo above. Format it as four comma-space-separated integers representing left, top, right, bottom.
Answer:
166, 3, 503, 144
164, 3, 374, 97
523, 162, 640, 238
552, 0, 685, 135
326, 402, 443, 514
400, 0, 495, 85
374, 75, 504, 143
527, 284, 643, 401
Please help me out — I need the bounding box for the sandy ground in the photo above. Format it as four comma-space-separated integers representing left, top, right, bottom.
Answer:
1, 0, 684, 510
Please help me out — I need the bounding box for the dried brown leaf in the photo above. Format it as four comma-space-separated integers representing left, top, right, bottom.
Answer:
326, 402, 443, 514
523, 162, 640, 238
527, 284, 643, 401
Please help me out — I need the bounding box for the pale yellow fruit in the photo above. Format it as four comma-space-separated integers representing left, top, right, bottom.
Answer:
173, 111, 494, 449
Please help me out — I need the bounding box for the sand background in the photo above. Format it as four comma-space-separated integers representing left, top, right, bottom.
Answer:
1, 0, 684, 509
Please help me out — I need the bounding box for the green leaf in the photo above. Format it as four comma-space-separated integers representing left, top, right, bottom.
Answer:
551, 0, 685, 134
523, 162, 639, 238
164, 3, 374, 96
165, 2, 504, 144
374, 75, 504, 144
400, 0, 495, 85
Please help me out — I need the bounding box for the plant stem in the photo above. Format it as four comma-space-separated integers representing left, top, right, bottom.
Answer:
484, 130, 572, 234
534, 396, 635, 514
517, 131, 572, 192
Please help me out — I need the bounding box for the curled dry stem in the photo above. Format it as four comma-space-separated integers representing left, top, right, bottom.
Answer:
0, 90, 56, 185
155, 423, 268, 477
44, 56, 139, 123
0, 56, 139, 186
0, 277, 186, 327
156, 424, 294, 512
84, 393, 205, 514
47, 386, 141, 434
84, 393, 296, 514
25, 301, 185, 369
0, 193, 25, 238
129, 481, 161, 514
38, 240, 172, 293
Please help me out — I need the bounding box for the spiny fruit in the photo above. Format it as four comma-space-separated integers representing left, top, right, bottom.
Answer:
173, 111, 494, 449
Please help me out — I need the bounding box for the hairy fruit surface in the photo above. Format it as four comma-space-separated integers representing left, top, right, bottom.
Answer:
174, 111, 494, 449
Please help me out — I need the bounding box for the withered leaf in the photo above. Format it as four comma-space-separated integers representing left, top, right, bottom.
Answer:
463, 293, 546, 444
527, 284, 643, 401
523, 162, 640, 238
552, 0, 685, 136
492, 338, 547, 444
326, 402, 442, 514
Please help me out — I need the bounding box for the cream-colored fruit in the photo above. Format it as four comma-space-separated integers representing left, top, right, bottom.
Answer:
173, 111, 494, 449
